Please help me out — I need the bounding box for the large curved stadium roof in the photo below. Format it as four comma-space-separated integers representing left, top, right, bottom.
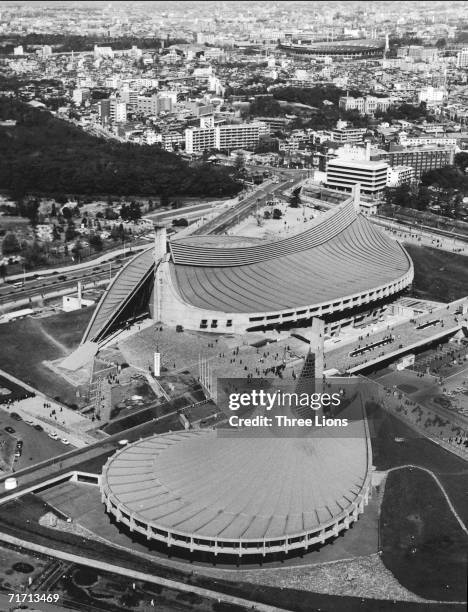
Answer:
83, 198, 412, 342
101, 418, 370, 544
168, 200, 411, 313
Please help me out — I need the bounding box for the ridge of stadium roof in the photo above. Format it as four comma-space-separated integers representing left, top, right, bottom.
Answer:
170, 197, 357, 267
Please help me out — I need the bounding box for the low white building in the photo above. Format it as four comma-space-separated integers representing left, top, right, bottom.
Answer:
387, 165, 414, 187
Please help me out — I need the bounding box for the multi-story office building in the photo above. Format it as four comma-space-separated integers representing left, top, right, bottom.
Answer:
137, 93, 175, 116
72, 88, 90, 106
456, 48, 468, 68
217, 123, 262, 152
325, 122, 366, 143
185, 126, 216, 153
98, 99, 111, 124
373, 146, 455, 179
136, 95, 159, 116
110, 99, 127, 123
325, 158, 389, 194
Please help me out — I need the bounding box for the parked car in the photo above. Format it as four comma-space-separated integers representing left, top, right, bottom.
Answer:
10, 413, 22, 421
48, 432, 58, 440
34, 424, 43, 431
4, 426, 15, 434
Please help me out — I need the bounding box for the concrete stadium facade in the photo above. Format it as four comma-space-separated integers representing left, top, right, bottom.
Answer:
100, 423, 373, 558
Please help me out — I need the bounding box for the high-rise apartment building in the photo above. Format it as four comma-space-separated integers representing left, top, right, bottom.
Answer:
185, 123, 262, 153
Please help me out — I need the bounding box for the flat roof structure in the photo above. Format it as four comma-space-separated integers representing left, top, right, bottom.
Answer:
100, 415, 372, 557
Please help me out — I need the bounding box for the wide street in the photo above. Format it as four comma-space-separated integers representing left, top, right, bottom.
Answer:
0, 171, 307, 311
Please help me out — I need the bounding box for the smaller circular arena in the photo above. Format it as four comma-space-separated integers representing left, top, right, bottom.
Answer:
100, 425, 372, 558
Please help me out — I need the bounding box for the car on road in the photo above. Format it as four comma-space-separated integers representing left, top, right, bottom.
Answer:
4, 426, 15, 434
58, 275, 67, 281
16, 440, 23, 448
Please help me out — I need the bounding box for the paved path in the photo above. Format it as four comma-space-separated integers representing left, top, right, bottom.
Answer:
385, 464, 468, 536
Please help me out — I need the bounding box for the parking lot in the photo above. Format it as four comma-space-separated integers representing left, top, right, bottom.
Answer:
0, 411, 73, 473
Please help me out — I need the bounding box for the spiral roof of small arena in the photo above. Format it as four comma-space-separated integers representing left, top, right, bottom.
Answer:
101, 418, 371, 543
82, 197, 412, 342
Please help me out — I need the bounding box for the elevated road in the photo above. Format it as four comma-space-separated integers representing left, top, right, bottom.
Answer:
193, 177, 300, 235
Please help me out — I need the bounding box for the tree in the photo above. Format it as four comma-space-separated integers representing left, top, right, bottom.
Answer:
71, 238, 83, 259
18, 199, 39, 227
272, 208, 283, 219
172, 218, 188, 227
62, 206, 73, 220
234, 152, 246, 175
289, 186, 302, 208
52, 225, 61, 241
416, 185, 431, 211
454, 152, 468, 172
65, 220, 76, 242
2, 232, 21, 255
129, 201, 142, 221
23, 241, 47, 268
89, 234, 103, 252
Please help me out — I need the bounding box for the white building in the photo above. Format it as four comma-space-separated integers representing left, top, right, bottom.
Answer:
325, 121, 366, 143
94, 45, 114, 59
326, 159, 389, 194
386, 165, 414, 187
110, 99, 127, 123
185, 122, 263, 153
456, 48, 468, 68
13, 45, 23, 55
339, 95, 393, 116
417, 87, 446, 107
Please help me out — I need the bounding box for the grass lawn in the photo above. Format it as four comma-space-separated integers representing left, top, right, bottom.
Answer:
405, 244, 468, 302
367, 403, 468, 524
0, 307, 93, 405
380, 468, 468, 601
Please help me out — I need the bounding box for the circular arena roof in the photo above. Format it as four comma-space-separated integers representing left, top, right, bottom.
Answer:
101, 423, 371, 556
